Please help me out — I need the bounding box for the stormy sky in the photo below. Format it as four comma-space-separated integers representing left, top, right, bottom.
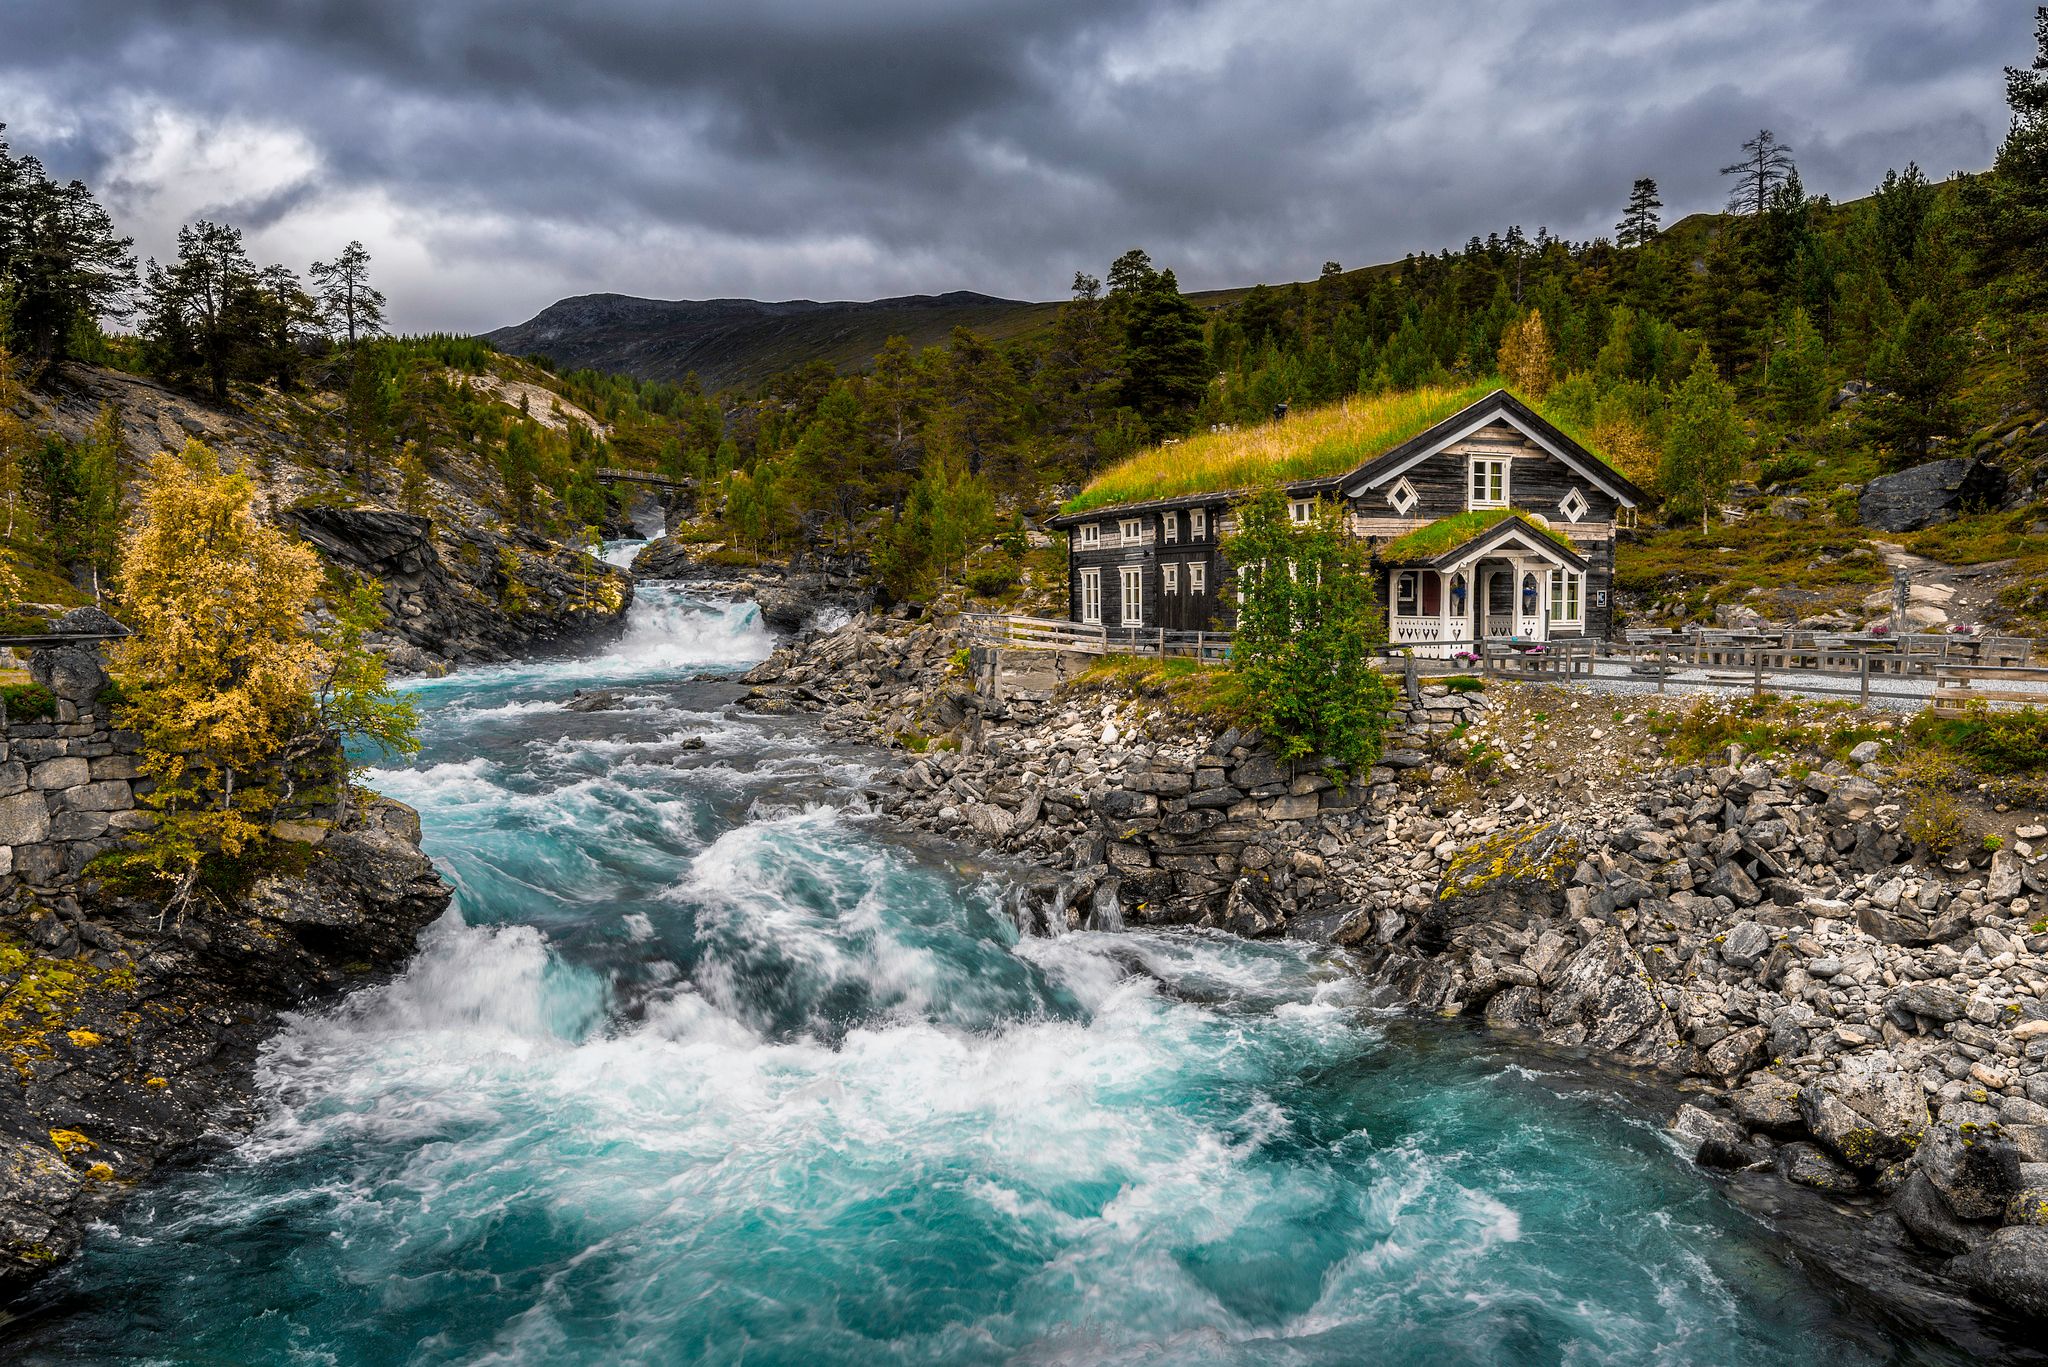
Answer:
2, 1, 2028, 333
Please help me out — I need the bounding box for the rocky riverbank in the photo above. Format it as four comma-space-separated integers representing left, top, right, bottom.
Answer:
0, 635, 451, 1296
737, 612, 2048, 1324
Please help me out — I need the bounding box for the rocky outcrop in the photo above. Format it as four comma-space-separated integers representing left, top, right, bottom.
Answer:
0, 636, 452, 1294
1858, 458, 2009, 532
286, 505, 633, 674
737, 611, 2048, 1322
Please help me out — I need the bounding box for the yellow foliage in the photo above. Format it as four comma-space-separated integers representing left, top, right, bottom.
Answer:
109, 440, 325, 879
1590, 413, 1660, 492
1497, 311, 1556, 401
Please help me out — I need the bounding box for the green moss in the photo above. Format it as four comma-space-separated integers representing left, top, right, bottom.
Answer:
0, 682, 58, 721
1380, 508, 1577, 563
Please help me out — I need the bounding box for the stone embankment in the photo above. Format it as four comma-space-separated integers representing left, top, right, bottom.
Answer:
738, 612, 2048, 1321
0, 627, 450, 1294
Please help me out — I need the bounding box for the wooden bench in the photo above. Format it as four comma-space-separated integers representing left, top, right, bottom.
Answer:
1929, 665, 2048, 718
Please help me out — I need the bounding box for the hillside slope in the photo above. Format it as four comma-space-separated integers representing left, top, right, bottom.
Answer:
483, 290, 1058, 392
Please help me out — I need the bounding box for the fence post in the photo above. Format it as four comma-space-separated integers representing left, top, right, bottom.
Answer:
1196, 630, 1206, 664
1752, 648, 1764, 699
1656, 644, 1666, 694
1158, 627, 1166, 660
1859, 650, 1870, 707
1404, 654, 1420, 705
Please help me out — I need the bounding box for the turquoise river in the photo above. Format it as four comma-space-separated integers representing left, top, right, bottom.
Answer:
1, 576, 2016, 1364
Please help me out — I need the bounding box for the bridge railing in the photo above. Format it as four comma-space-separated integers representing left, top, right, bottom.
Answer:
959, 614, 1233, 664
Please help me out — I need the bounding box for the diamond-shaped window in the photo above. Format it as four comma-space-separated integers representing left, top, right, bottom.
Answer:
1559, 487, 1588, 522
1388, 477, 1419, 516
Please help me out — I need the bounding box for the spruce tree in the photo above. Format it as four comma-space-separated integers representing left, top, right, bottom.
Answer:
1860, 296, 1966, 465
1616, 178, 1663, 248
1660, 351, 1747, 530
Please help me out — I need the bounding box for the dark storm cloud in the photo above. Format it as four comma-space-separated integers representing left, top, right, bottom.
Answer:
0, 0, 2026, 331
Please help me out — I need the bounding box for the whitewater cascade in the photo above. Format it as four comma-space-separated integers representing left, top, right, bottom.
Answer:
7, 587, 1943, 1365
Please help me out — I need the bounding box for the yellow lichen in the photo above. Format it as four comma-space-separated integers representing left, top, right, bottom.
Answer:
66, 1029, 102, 1048
144, 1076, 168, 1089
48, 1129, 94, 1154
84, 1162, 115, 1181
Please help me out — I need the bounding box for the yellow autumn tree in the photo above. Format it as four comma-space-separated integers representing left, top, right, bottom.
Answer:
1497, 310, 1556, 400
1590, 413, 1661, 492
109, 440, 327, 899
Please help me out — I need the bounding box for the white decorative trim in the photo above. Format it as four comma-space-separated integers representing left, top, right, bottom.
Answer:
1344, 403, 1638, 505
1560, 487, 1588, 523
1387, 476, 1419, 516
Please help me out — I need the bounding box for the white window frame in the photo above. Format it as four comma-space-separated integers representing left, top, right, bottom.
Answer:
1079, 568, 1102, 623
1559, 487, 1588, 523
1394, 570, 1421, 618
1549, 569, 1583, 625
1077, 523, 1100, 549
1191, 508, 1208, 541
1387, 476, 1419, 516
1163, 513, 1179, 544
1188, 562, 1205, 594
1289, 498, 1314, 525
1120, 566, 1144, 626
1163, 563, 1179, 594
1119, 517, 1143, 543
1468, 455, 1509, 510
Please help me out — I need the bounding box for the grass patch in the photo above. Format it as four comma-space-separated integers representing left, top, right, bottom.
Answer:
1897, 503, 2048, 571
1646, 695, 1891, 765
1063, 381, 1498, 514
1909, 704, 2048, 775
1441, 675, 1486, 693
1067, 654, 1246, 725
1379, 508, 1576, 562
0, 682, 58, 721
1616, 521, 1886, 623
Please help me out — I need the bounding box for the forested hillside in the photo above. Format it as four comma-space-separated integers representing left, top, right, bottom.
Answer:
6, 14, 2048, 639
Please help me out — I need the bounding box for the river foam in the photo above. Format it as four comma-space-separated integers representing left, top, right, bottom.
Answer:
7, 590, 1951, 1366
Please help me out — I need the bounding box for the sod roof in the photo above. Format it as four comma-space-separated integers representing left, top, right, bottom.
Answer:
1377, 509, 1581, 565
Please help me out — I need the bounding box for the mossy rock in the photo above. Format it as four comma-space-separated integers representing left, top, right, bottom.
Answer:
1420, 822, 1584, 951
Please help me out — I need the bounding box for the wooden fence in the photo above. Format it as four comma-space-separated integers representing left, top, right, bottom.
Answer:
959, 614, 1233, 664
1928, 665, 2048, 718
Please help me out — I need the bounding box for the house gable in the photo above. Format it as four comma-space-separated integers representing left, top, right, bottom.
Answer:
1339, 390, 1647, 508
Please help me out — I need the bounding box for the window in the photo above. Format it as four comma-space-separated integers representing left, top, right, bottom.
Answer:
1119, 518, 1143, 542
1521, 572, 1540, 616
1559, 487, 1588, 523
1448, 572, 1468, 616
1163, 563, 1179, 593
1191, 508, 1208, 541
1469, 456, 1509, 509
1163, 513, 1179, 543
1549, 570, 1583, 624
1394, 570, 1420, 618
1120, 566, 1144, 626
1079, 568, 1102, 623
1077, 523, 1100, 549
1188, 562, 1205, 594
1387, 476, 1419, 516
1289, 499, 1314, 525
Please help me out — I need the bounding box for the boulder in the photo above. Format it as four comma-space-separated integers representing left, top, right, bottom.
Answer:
1857, 457, 2008, 533
1799, 1050, 1930, 1170
1950, 1226, 2048, 1319
1540, 928, 1680, 1065
1719, 920, 1771, 968
1729, 1079, 1807, 1137
1780, 1142, 1861, 1192
1916, 1124, 2023, 1221
1671, 1104, 1761, 1169
1894, 1171, 1981, 1255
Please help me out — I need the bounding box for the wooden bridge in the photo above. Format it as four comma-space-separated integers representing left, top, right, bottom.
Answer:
594, 466, 694, 491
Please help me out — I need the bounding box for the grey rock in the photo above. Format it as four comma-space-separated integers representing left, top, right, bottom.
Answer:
1858, 457, 2008, 533
1672, 1104, 1760, 1169
1892, 983, 1966, 1023
1780, 1142, 1861, 1192
1800, 1050, 1930, 1169
1719, 920, 1771, 968
1950, 1226, 2048, 1319
1894, 1171, 1981, 1255
1917, 1124, 2023, 1221
1541, 929, 1680, 1065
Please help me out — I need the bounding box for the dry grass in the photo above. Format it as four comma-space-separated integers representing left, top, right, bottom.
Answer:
1063, 380, 1498, 514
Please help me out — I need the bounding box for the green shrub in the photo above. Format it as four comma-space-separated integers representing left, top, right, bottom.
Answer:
964, 555, 1020, 598
1759, 451, 1816, 486
1442, 675, 1485, 693
0, 682, 58, 721
698, 547, 762, 568
1913, 704, 2048, 775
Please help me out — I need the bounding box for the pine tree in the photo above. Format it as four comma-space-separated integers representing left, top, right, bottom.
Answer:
1721, 130, 1797, 216
1767, 307, 1831, 428
1104, 249, 1209, 433
0, 126, 136, 368
141, 221, 256, 401
308, 240, 386, 348
1616, 178, 1663, 248
1860, 296, 1967, 465
1660, 351, 1748, 530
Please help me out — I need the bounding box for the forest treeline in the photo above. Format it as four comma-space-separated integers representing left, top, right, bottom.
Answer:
2, 12, 2046, 609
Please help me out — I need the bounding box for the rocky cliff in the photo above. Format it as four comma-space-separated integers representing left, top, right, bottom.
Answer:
0, 634, 452, 1295
739, 614, 2048, 1324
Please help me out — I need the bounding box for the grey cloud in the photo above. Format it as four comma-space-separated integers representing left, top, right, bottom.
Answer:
1, 0, 2027, 332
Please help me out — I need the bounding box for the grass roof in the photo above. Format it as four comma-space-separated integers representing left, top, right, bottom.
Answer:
1063, 379, 1499, 515
1378, 508, 1577, 563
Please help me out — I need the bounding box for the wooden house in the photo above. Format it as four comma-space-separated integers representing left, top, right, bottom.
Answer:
1044, 388, 1649, 653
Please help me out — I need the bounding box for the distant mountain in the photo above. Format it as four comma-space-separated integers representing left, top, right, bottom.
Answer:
482, 290, 1065, 392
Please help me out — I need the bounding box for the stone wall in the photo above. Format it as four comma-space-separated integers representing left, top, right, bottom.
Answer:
0, 621, 145, 894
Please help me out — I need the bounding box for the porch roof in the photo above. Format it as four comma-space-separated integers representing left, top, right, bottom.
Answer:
1382, 512, 1587, 573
